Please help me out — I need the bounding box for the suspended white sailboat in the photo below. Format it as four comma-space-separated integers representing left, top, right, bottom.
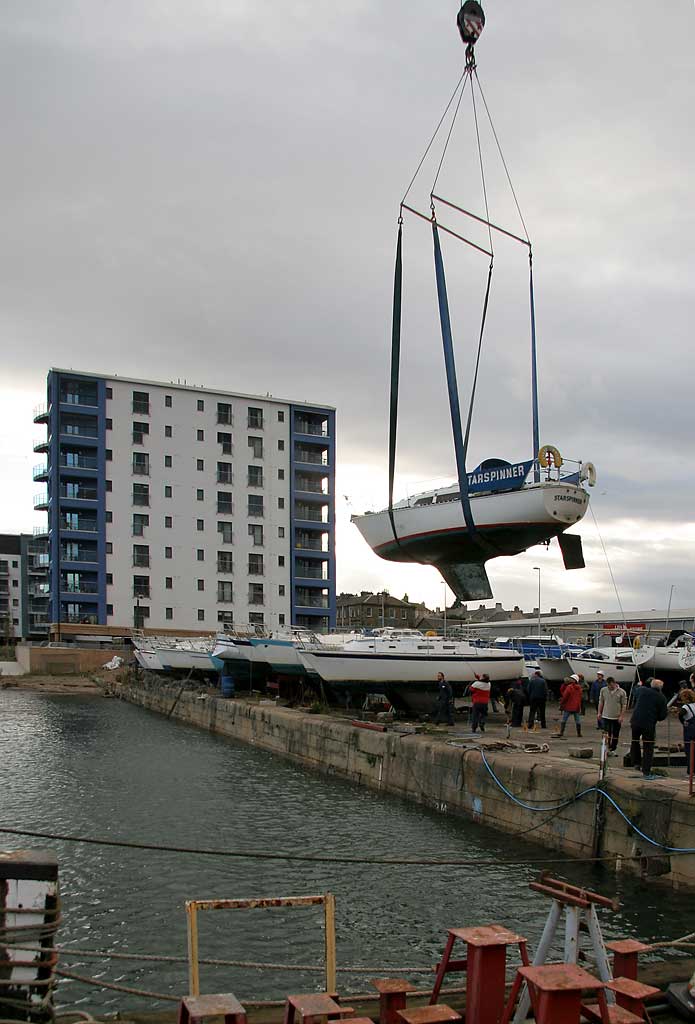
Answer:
351, 2, 595, 601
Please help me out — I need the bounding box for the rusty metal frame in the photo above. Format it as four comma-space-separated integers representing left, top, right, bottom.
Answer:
185, 893, 336, 997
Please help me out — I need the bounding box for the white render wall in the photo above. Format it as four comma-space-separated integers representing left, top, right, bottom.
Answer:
105, 378, 293, 631
0, 546, 23, 639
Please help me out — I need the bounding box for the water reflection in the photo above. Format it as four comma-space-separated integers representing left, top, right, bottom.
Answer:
0, 691, 690, 1010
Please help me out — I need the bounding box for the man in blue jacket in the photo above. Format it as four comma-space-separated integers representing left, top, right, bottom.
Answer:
630, 678, 668, 779
527, 670, 548, 729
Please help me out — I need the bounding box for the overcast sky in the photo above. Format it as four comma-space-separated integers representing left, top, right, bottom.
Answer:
1, 1, 694, 618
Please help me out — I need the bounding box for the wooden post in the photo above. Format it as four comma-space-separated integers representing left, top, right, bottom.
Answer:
324, 892, 336, 994
186, 900, 200, 996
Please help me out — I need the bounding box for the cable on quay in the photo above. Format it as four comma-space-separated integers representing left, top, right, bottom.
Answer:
479, 750, 695, 854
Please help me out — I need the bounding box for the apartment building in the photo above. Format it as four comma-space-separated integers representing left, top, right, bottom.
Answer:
33, 370, 336, 632
0, 533, 50, 641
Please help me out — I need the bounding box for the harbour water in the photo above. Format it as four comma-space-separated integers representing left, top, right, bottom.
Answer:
1, 690, 692, 1011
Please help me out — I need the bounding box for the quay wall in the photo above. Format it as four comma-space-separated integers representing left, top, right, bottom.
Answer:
113, 677, 695, 890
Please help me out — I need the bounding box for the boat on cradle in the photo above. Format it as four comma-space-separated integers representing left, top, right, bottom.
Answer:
211, 628, 350, 678
132, 634, 217, 673
493, 634, 586, 660
633, 631, 695, 674
564, 647, 639, 687
296, 632, 525, 715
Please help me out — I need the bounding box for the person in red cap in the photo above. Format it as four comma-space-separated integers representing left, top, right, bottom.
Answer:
554, 674, 583, 737
470, 673, 491, 733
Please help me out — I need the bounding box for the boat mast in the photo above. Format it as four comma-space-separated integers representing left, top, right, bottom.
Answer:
529, 252, 540, 481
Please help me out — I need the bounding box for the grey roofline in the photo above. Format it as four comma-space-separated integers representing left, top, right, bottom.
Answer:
49, 368, 336, 411
471, 607, 695, 628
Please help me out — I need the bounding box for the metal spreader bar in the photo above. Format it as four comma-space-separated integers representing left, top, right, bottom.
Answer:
400, 203, 492, 258
431, 194, 530, 248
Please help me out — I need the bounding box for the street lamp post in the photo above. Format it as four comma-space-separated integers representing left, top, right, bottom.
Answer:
533, 567, 541, 638
443, 583, 447, 638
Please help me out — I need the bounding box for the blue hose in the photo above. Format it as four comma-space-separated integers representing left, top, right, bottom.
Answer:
479, 750, 695, 854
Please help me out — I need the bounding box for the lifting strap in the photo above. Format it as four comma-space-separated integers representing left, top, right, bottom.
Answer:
431, 220, 477, 537
387, 222, 404, 548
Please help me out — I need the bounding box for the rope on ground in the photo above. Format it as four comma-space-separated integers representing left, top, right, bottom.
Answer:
3, 943, 431, 974
1, 823, 692, 868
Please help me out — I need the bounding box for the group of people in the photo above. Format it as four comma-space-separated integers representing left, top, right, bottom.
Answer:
432, 667, 695, 782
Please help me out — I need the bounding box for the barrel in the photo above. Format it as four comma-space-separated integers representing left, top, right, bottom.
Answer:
220, 675, 235, 698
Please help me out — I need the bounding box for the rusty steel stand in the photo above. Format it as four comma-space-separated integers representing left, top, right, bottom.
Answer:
511, 875, 618, 1024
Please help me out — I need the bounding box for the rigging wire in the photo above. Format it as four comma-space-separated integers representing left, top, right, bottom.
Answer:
589, 503, 631, 640
401, 66, 470, 206
431, 69, 471, 198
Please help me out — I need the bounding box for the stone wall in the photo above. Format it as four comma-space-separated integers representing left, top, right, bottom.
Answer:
112, 676, 695, 890
15, 645, 125, 675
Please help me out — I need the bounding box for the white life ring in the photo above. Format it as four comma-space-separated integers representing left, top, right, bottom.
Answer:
580, 461, 597, 487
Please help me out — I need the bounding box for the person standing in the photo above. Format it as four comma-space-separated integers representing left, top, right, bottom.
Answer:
506, 678, 527, 728
433, 671, 454, 726
554, 674, 583, 737
597, 676, 627, 755
677, 688, 695, 778
630, 678, 668, 779
590, 671, 604, 713
527, 670, 548, 729
470, 674, 491, 733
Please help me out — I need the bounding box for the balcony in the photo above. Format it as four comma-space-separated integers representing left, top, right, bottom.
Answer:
295, 418, 329, 437
33, 464, 49, 482
295, 564, 329, 580
60, 390, 97, 407
28, 583, 50, 598
295, 448, 329, 466
295, 506, 327, 523
60, 421, 98, 439
60, 454, 98, 470
34, 493, 49, 510
60, 549, 98, 563
61, 612, 99, 625
33, 524, 49, 539
29, 613, 50, 627
133, 587, 151, 599
29, 553, 50, 570
33, 404, 51, 424
34, 437, 50, 454
60, 486, 98, 502
296, 595, 330, 609
295, 477, 328, 494
295, 534, 328, 552
60, 517, 98, 533
61, 580, 100, 594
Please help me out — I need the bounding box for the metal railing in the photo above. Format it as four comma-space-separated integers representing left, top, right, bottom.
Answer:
296, 507, 327, 522
295, 449, 329, 465
60, 425, 98, 438
217, 502, 234, 515
60, 488, 98, 501
33, 403, 50, 421
295, 565, 329, 579
247, 474, 263, 487
61, 613, 99, 624
133, 556, 150, 568
61, 391, 97, 407
247, 506, 264, 518
217, 411, 233, 425
61, 581, 99, 594
217, 472, 233, 484
34, 437, 50, 451
60, 518, 98, 532
217, 561, 234, 574
296, 479, 327, 494
60, 550, 97, 563
60, 455, 98, 469
247, 417, 264, 430
33, 493, 49, 508
33, 524, 49, 537
33, 464, 49, 480
295, 420, 329, 437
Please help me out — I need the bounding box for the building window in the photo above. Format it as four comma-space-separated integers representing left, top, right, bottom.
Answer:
278, 555, 285, 567
279, 613, 285, 625
165, 394, 172, 407
133, 544, 149, 568
278, 469, 285, 480
106, 448, 112, 460
197, 429, 204, 442
248, 495, 264, 518
217, 581, 233, 602
197, 459, 204, 471
366, 607, 372, 617
278, 497, 285, 509
165, 485, 172, 499
197, 399, 205, 411
197, 519, 204, 531
105, 511, 113, 523
106, 480, 112, 492
248, 407, 263, 429
165, 577, 173, 589
217, 551, 233, 573
248, 553, 264, 575
165, 516, 172, 528
249, 582, 264, 605
217, 431, 232, 455
278, 410, 285, 422
248, 524, 263, 546
165, 455, 172, 468
165, 546, 172, 559
217, 491, 233, 515
133, 513, 149, 536
218, 522, 233, 544
133, 574, 150, 597
107, 603, 113, 616
132, 483, 150, 507
217, 402, 232, 425
218, 610, 234, 626
278, 527, 285, 538
197, 579, 205, 591
196, 489, 204, 501
248, 436, 263, 459
249, 611, 264, 625
106, 573, 113, 584
106, 386, 113, 399
247, 465, 263, 487
217, 462, 233, 484
106, 418, 113, 430
166, 607, 173, 620
197, 549, 204, 561
197, 609, 205, 621
165, 425, 172, 437
106, 542, 113, 554
133, 390, 149, 415
133, 451, 150, 475
279, 585, 286, 596
278, 439, 284, 451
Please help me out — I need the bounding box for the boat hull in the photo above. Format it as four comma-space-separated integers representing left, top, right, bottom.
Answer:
352, 482, 589, 600
566, 655, 637, 686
